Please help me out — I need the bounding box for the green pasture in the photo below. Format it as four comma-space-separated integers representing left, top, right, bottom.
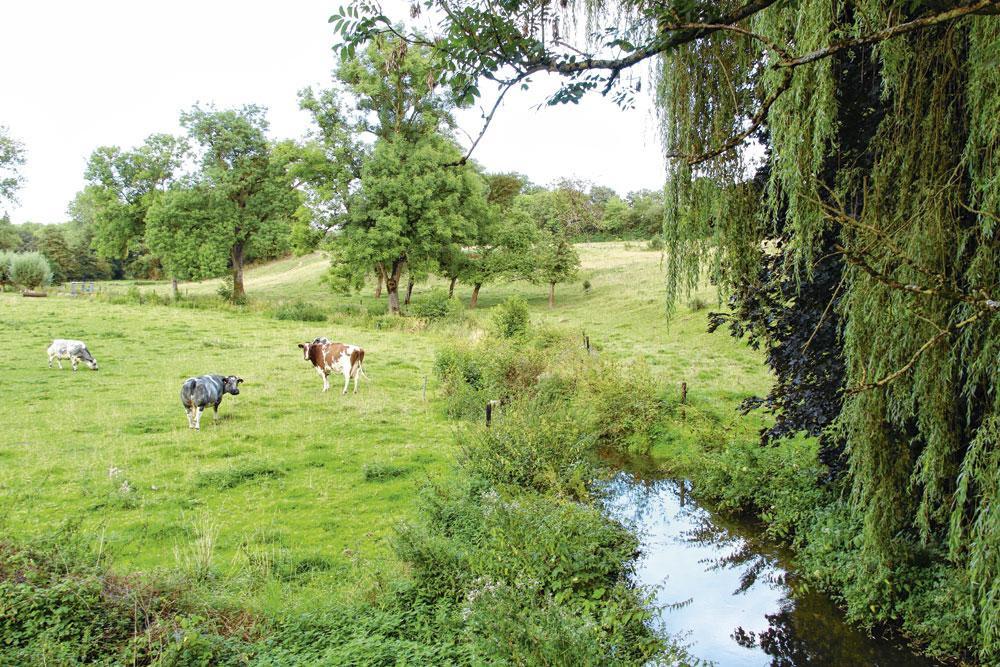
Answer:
0, 242, 771, 609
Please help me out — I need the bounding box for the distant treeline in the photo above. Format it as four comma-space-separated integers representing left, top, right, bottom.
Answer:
0, 180, 663, 284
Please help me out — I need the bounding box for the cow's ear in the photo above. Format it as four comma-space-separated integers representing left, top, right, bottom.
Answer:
297, 343, 305, 349
237, 378, 244, 384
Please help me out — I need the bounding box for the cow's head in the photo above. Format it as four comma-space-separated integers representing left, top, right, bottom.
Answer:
85, 357, 99, 371
297, 342, 311, 361
223, 376, 243, 395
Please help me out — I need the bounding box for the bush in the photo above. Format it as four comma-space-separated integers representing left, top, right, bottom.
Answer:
490, 296, 530, 339
410, 288, 464, 321
687, 296, 707, 311
582, 279, 592, 293
579, 358, 663, 454
272, 300, 327, 322
458, 402, 596, 500
10, 252, 53, 289
216, 275, 247, 305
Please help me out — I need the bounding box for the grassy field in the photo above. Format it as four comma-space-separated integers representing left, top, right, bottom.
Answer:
0, 242, 771, 612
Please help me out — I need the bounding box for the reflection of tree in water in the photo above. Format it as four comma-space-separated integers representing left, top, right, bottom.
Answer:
682, 511, 787, 595
731, 590, 933, 667
605, 470, 930, 666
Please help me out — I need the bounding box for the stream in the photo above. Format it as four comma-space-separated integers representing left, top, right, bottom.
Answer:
602, 464, 936, 666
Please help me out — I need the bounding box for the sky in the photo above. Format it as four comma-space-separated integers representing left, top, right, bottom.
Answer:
0, 1, 666, 224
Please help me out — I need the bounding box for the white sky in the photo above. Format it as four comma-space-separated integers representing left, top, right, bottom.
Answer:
1, 1, 665, 224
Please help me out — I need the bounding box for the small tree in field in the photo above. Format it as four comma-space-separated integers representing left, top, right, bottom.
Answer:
516, 190, 581, 307
11, 252, 53, 290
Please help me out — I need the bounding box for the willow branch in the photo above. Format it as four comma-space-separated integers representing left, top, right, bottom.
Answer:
776, 0, 1000, 69
847, 311, 985, 394
448, 77, 522, 166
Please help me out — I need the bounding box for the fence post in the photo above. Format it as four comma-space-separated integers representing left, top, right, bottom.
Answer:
486, 401, 493, 427
680, 381, 688, 420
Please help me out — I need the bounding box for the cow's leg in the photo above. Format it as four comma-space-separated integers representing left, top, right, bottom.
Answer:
352, 366, 360, 394
194, 406, 204, 430
48, 354, 53, 368
71, 357, 78, 371
55, 356, 63, 369
185, 406, 194, 429
342, 368, 351, 395
316, 366, 329, 392
213, 401, 220, 420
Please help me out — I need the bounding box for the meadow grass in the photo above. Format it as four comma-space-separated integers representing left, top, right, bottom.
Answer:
0, 242, 772, 612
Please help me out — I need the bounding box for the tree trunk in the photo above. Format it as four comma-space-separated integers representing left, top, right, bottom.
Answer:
375, 267, 384, 298
231, 242, 246, 302
548, 282, 555, 308
404, 278, 415, 305
470, 283, 482, 309
385, 259, 403, 315
449, 276, 457, 298
171, 277, 179, 300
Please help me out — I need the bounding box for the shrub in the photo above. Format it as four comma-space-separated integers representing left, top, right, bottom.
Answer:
410, 288, 464, 321
582, 279, 592, 293
272, 300, 327, 322
458, 402, 596, 500
362, 462, 410, 482
10, 251, 53, 289
687, 296, 707, 311
216, 275, 247, 305
579, 358, 663, 454
490, 296, 530, 339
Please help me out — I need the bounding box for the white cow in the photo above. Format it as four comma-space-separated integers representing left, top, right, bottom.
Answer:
47, 339, 99, 371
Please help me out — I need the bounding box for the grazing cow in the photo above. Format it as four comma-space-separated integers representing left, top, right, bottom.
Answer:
298, 337, 367, 394
179, 374, 243, 430
47, 339, 99, 371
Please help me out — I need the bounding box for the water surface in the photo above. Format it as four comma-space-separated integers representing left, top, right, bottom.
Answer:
603, 471, 935, 666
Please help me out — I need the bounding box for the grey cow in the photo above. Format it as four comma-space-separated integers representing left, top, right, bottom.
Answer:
179, 375, 243, 430
47, 339, 99, 370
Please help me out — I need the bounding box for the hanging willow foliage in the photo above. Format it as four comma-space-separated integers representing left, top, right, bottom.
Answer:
660, 2, 1000, 655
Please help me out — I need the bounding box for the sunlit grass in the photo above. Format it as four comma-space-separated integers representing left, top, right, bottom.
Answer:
0, 241, 771, 609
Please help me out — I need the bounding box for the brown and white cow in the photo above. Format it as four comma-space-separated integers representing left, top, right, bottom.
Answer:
298, 337, 368, 394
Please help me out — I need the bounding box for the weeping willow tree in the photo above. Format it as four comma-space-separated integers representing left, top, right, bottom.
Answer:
337, 0, 1000, 656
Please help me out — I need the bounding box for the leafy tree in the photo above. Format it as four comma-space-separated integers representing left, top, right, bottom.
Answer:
0, 250, 12, 290
147, 105, 300, 300
324, 35, 487, 314
462, 174, 538, 308
330, 132, 486, 313
0, 214, 20, 250
84, 134, 186, 278
516, 191, 580, 307
37, 226, 76, 284
0, 126, 25, 205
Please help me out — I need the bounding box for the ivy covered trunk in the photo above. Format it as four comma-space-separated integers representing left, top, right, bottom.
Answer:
230, 242, 245, 302
405, 278, 414, 305
385, 259, 403, 315
469, 282, 481, 308
448, 276, 457, 298
374, 264, 384, 298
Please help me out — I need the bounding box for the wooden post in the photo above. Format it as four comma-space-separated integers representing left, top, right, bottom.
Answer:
681, 381, 688, 404
486, 401, 493, 428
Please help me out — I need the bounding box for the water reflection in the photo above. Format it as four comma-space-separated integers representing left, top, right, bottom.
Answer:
602, 472, 932, 667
